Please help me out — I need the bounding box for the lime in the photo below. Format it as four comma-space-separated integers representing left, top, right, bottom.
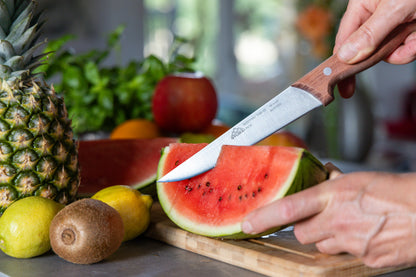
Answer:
0, 196, 64, 258
92, 185, 153, 241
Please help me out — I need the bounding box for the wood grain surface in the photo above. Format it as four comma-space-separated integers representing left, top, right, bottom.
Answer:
145, 203, 407, 277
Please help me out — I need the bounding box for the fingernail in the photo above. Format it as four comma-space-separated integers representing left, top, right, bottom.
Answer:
241, 220, 254, 234
338, 43, 358, 62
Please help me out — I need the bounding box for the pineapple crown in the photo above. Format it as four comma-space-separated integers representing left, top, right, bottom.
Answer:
0, 0, 45, 82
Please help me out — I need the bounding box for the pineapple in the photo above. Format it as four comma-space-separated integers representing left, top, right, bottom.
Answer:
0, 0, 79, 215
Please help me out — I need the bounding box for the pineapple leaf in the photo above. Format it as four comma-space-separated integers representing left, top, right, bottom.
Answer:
3, 0, 13, 17
7, 11, 30, 40
0, 1, 10, 33
0, 39, 15, 59
4, 55, 23, 69
9, 23, 37, 53
10, 0, 33, 30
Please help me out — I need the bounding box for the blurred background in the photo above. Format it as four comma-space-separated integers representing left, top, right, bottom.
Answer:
38, 0, 416, 172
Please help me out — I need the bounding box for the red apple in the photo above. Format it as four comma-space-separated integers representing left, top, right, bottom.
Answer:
152, 72, 218, 133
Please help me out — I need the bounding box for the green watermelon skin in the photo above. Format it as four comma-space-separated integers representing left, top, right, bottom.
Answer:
157, 143, 328, 239
77, 138, 178, 197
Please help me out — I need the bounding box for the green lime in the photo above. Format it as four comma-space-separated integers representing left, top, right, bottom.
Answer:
0, 196, 64, 258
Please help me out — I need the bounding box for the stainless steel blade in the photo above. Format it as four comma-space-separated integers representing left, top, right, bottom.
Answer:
158, 86, 322, 182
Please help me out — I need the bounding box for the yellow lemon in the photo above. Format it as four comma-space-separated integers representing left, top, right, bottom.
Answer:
92, 185, 153, 242
0, 196, 64, 258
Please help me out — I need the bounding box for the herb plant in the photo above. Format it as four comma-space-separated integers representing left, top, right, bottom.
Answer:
38, 26, 196, 135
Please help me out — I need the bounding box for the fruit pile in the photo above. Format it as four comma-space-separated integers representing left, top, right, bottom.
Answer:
75, 70, 308, 197
109, 72, 307, 148
0, 186, 152, 264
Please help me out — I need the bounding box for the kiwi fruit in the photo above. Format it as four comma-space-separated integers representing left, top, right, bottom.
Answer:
49, 198, 124, 264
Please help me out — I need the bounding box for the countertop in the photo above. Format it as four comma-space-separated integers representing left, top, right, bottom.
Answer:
0, 236, 415, 277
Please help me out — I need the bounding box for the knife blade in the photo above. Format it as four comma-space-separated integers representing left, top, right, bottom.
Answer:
158, 20, 416, 183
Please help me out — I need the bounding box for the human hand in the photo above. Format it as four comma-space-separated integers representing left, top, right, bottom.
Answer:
335, 0, 416, 98
241, 167, 416, 268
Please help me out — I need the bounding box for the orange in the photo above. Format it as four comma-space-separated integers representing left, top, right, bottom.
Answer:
200, 123, 230, 138
110, 119, 161, 140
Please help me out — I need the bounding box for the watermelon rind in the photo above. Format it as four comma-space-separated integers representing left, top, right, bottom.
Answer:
157, 144, 328, 239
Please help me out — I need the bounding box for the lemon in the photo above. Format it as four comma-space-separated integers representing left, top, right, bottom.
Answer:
92, 185, 153, 242
0, 196, 64, 258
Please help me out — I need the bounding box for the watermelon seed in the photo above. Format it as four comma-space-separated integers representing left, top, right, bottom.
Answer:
202, 191, 206, 196
218, 196, 222, 202
185, 185, 192, 192
258, 187, 262, 192
197, 184, 201, 189
245, 193, 248, 198
237, 185, 242, 190
175, 160, 179, 166
252, 192, 256, 197
264, 173, 268, 179
206, 182, 211, 187
239, 196, 242, 201
209, 188, 213, 193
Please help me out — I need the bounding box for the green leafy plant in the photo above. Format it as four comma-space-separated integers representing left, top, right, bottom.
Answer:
38, 26, 196, 136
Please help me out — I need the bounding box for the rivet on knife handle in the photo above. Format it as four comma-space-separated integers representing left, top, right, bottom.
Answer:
292, 20, 416, 106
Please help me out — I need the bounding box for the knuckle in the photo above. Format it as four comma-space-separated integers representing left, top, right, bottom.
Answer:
357, 24, 376, 47
279, 199, 296, 223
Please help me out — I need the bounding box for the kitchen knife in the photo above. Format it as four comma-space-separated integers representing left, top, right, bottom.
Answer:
158, 21, 416, 183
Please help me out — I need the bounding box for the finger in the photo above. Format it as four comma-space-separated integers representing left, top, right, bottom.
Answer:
337, 5, 407, 63
241, 184, 329, 235
336, 76, 356, 99
293, 217, 333, 245
334, 1, 372, 53
385, 31, 416, 64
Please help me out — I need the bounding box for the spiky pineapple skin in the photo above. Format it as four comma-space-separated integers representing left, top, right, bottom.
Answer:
0, 80, 79, 214
0, 0, 79, 215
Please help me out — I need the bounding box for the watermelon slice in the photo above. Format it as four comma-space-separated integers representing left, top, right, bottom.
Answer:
157, 143, 328, 239
77, 138, 178, 196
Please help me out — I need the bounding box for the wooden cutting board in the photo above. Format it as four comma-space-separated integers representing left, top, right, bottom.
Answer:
145, 203, 407, 277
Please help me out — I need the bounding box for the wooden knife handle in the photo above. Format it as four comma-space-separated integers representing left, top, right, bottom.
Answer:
292, 20, 416, 105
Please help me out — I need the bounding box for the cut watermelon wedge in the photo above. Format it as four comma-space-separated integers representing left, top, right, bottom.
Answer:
77, 138, 178, 196
157, 143, 328, 239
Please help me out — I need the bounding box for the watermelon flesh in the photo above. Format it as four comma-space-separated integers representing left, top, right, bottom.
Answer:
157, 143, 328, 239
77, 138, 178, 197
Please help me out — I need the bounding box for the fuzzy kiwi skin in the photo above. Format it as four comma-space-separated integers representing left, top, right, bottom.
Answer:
49, 198, 124, 264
